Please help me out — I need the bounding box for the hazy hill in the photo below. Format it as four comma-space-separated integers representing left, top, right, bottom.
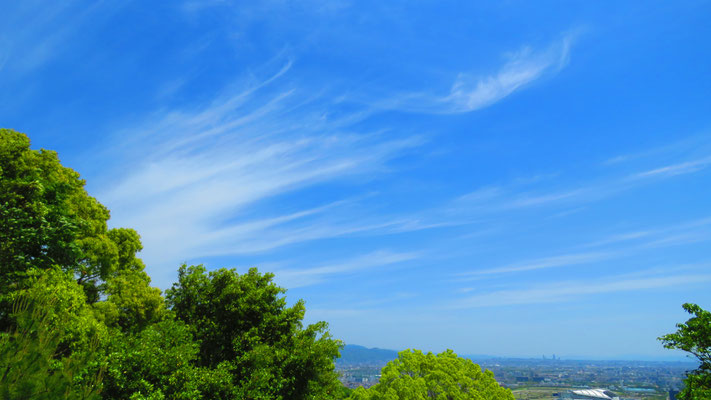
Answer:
336, 345, 399, 365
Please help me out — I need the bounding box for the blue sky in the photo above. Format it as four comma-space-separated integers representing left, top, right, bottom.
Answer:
2, 1, 710, 360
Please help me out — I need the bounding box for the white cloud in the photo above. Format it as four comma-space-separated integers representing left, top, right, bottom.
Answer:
458, 251, 611, 277
631, 156, 711, 179
448, 151, 711, 220
452, 271, 711, 309
581, 230, 655, 248
504, 188, 586, 208
451, 184, 598, 216
98, 63, 423, 282
272, 250, 418, 288
454, 217, 711, 280
602, 133, 711, 167
443, 37, 572, 113
377, 35, 574, 114
582, 217, 711, 249
0, 1, 120, 76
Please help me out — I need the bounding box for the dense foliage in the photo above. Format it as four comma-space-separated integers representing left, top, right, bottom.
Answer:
0, 129, 515, 399
350, 349, 515, 400
0, 129, 347, 399
0, 129, 127, 310
0, 268, 104, 399
659, 303, 711, 400
166, 265, 343, 399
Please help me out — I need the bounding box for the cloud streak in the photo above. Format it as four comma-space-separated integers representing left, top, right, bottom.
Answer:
272, 250, 419, 288
376, 35, 574, 114
451, 270, 711, 309
446, 148, 711, 221
631, 156, 711, 179
443, 37, 573, 113
98, 62, 423, 282
0, 1, 120, 77
454, 216, 711, 280
458, 251, 611, 277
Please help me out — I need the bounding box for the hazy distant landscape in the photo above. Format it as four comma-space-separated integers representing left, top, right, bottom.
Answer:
337, 345, 696, 399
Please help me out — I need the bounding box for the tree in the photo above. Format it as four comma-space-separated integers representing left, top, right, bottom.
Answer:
659, 303, 711, 400
101, 318, 202, 400
0, 129, 146, 315
0, 268, 105, 400
165, 264, 343, 400
1, 129, 351, 399
93, 269, 166, 332
0, 129, 173, 399
350, 349, 514, 400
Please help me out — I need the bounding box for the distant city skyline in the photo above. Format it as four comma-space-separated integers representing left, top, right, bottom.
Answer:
2, 1, 710, 359
336, 344, 693, 394
340, 344, 696, 363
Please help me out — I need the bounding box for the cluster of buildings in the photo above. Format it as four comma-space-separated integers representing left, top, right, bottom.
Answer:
476, 358, 689, 390
558, 388, 679, 400
337, 365, 382, 389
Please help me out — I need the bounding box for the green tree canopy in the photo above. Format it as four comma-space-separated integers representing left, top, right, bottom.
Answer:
350, 349, 514, 400
165, 264, 343, 399
0, 268, 105, 400
1, 129, 349, 399
659, 303, 711, 400
93, 269, 165, 332
0, 129, 146, 312
101, 318, 202, 400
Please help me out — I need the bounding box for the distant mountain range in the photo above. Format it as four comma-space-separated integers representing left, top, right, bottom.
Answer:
335, 345, 693, 365
336, 345, 498, 366
336, 345, 398, 365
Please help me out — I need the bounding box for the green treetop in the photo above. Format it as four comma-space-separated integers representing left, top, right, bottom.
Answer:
1, 129, 348, 399
350, 349, 514, 400
659, 303, 711, 400
166, 264, 343, 400
0, 129, 146, 310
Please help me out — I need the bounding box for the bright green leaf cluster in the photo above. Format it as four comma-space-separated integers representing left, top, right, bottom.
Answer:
0, 269, 105, 399
0, 128, 147, 313
659, 303, 711, 399
350, 349, 514, 400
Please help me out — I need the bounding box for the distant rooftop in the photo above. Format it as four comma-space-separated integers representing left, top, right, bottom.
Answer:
571, 388, 618, 400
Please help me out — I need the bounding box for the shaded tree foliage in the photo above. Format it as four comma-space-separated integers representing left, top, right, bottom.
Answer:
659, 303, 711, 400
0, 269, 105, 399
101, 318, 201, 400
93, 270, 165, 332
166, 264, 343, 399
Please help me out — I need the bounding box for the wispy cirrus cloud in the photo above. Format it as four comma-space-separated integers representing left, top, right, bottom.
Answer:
443, 36, 573, 113
454, 216, 711, 279
450, 269, 711, 309
448, 183, 599, 218
94, 35, 588, 286
602, 133, 711, 167
631, 156, 711, 179
91, 33, 584, 286
375, 34, 575, 114
97, 62, 423, 282
458, 251, 611, 278
447, 149, 711, 220
581, 217, 711, 249
0, 1, 120, 76
272, 250, 418, 288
